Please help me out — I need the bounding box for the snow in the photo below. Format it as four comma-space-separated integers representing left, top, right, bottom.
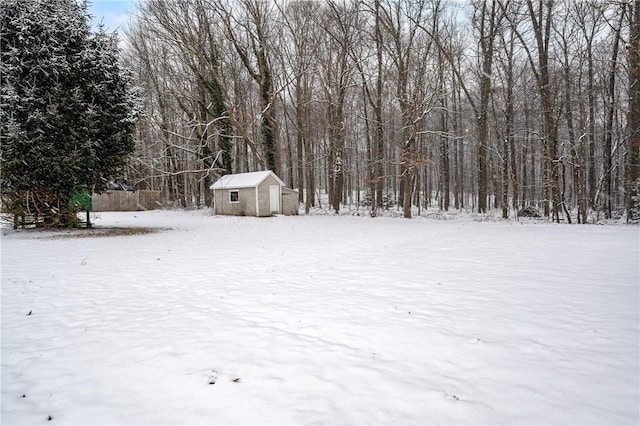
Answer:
209, 170, 283, 189
1, 210, 638, 425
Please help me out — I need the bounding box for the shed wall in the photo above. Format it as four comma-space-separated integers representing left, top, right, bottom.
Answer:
256, 175, 282, 216
214, 187, 257, 216
282, 188, 299, 215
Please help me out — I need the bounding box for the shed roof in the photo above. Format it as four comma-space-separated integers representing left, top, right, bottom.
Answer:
209, 170, 285, 190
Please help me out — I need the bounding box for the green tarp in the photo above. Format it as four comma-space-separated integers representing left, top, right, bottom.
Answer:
69, 190, 92, 211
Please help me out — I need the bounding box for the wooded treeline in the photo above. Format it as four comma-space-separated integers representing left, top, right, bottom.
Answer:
123, 0, 640, 222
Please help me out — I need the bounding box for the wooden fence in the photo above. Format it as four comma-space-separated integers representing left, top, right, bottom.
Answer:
92, 190, 162, 212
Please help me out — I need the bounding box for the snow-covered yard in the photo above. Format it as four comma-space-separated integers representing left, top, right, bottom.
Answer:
1, 210, 638, 425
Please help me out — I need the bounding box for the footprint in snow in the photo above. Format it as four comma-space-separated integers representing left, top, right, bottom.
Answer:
208, 371, 218, 385
204, 369, 240, 385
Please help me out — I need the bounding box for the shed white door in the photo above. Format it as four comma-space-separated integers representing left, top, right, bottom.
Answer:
269, 185, 279, 213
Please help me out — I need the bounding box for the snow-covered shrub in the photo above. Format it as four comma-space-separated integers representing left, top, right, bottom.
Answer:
360, 190, 396, 209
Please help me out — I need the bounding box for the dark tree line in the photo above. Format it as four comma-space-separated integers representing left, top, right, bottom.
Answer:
124, 0, 639, 222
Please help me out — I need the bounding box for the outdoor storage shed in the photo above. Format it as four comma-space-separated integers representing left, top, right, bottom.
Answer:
210, 170, 299, 217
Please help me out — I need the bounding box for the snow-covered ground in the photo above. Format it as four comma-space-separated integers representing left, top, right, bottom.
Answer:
1, 210, 638, 425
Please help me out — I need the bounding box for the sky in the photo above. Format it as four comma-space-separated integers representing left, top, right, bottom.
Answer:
87, 0, 136, 33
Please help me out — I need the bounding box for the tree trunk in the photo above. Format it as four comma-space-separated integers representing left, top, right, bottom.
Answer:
587, 40, 596, 211
475, 0, 500, 214
603, 6, 625, 218
628, 0, 640, 220
296, 76, 305, 202
439, 66, 450, 212
527, 0, 562, 222
562, 41, 584, 222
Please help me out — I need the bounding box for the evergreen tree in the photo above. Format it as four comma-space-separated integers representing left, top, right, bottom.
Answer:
0, 0, 138, 227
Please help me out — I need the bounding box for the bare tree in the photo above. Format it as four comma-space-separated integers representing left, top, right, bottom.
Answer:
509, 0, 565, 222
216, 0, 280, 175
121, 0, 633, 219
419, 0, 507, 214
315, 1, 360, 213
572, 1, 604, 212
554, 4, 585, 222
494, 13, 518, 219
379, 0, 436, 218
276, 0, 322, 211
355, 0, 387, 214
602, 3, 627, 218
627, 0, 640, 220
